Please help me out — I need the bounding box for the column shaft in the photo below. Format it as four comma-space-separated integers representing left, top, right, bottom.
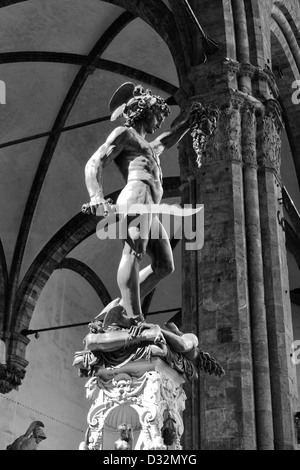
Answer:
257, 103, 298, 449
242, 104, 274, 449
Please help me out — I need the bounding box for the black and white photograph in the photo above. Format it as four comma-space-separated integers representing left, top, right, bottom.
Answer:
0, 0, 300, 453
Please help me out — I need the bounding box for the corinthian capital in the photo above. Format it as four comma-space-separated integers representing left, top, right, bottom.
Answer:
257, 99, 283, 173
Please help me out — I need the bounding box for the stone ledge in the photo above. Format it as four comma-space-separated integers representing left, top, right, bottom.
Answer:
92, 357, 186, 384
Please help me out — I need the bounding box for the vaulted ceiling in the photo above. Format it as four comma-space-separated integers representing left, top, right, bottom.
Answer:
1, 0, 300, 335
0, 0, 186, 331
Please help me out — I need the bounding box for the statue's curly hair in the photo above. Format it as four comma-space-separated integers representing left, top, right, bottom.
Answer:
123, 85, 170, 127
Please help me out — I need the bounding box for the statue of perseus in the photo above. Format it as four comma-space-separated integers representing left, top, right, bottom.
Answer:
74, 82, 223, 379
74, 82, 222, 450
82, 82, 218, 325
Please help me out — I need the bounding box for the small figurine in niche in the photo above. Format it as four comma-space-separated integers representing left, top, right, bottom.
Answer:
114, 423, 134, 450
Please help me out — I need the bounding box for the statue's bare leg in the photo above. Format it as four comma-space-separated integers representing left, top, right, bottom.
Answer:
96, 186, 174, 322
117, 215, 174, 318
138, 215, 174, 299
117, 212, 152, 319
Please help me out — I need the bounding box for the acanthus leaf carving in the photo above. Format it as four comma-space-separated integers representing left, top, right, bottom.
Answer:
257, 100, 283, 173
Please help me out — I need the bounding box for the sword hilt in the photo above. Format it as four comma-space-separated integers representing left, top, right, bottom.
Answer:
81, 198, 113, 216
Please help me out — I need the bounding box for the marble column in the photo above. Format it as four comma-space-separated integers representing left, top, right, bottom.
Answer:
180, 90, 257, 450
241, 101, 274, 449
178, 74, 298, 448
257, 100, 298, 449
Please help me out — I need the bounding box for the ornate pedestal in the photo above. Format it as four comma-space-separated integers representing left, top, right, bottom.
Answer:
74, 307, 224, 450
79, 358, 186, 451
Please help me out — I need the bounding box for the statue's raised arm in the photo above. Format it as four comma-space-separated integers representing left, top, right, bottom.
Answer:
84, 126, 130, 215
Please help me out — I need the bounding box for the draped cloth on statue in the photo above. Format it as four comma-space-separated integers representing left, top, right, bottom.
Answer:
73, 330, 198, 381
73, 308, 224, 381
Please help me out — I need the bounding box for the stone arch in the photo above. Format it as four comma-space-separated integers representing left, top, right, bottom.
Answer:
272, 4, 300, 71
0, 0, 26, 6
0, 0, 187, 82
6, 10, 136, 322
101, 0, 187, 80
57, 258, 112, 307
273, 1, 300, 39
270, 15, 300, 185
0, 52, 177, 98
12, 211, 99, 332
0, 239, 8, 332
4, 1, 185, 324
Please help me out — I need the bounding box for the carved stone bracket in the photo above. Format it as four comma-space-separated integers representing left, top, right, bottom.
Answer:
223, 58, 240, 76
187, 59, 240, 99
0, 363, 26, 394
79, 359, 187, 451
239, 62, 256, 80
0, 331, 29, 393
200, 91, 244, 166
264, 99, 284, 134
241, 101, 257, 166
254, 67, 280, 100
180, 89, 282, 173
262, 67, 280, 99
257, 99, 283, 173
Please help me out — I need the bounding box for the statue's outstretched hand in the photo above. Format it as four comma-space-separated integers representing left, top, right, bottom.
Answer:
129, 323, 166, 345
82, 197, 113, 216
90, 195, 108, 216
129, 322, 151, 338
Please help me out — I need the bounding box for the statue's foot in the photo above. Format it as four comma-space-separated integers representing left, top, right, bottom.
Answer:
94, 298, 121, 321
103, 305, 137, 330
132, 313, 145, 325
95, 297, 145, 330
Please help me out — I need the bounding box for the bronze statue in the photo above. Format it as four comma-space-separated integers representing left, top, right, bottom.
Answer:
6, 421, 46, 450
84, 82, 208, 325
75, 86, 223, 450
74, 82, 224, 380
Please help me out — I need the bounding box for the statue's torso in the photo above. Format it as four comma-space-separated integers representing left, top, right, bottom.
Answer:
114, 128, 163, 204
